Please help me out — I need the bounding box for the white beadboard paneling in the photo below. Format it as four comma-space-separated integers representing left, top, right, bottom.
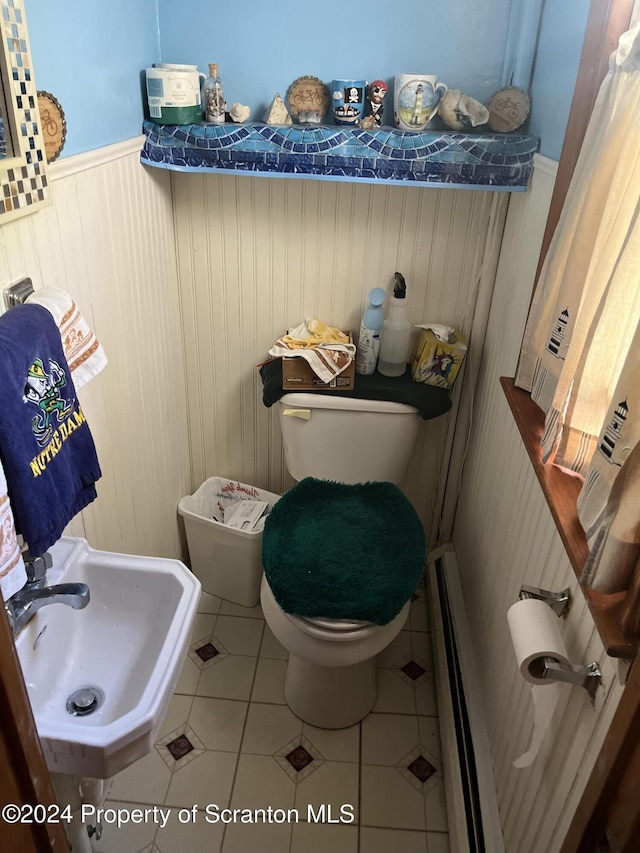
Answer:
173, 172, 501, 535
452, 155, 625, 852
48, 137, 145, 181
0, 146, 190, 559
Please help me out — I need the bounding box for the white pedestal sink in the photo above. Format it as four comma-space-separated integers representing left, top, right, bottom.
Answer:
15, 537, 201, 779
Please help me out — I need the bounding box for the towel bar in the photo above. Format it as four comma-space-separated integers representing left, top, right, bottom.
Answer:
3, 276, 34, 310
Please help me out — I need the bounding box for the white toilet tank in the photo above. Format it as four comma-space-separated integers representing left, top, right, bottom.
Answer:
278, 393, 421, 484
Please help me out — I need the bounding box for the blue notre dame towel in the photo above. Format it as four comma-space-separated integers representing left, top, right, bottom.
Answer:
0, 304, 102, 554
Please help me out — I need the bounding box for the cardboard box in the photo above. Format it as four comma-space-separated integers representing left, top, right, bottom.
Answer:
281, 333, 355, 391
411, 327, 467, 390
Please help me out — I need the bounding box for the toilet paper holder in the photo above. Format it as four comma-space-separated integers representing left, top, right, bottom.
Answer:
519, 585, 571, 617
531, 656, 602, 700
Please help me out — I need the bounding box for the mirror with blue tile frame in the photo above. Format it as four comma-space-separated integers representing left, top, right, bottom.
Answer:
0, 0, 50, 222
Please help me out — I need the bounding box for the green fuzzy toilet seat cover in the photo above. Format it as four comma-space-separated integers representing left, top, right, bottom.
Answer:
262, 477, 426, 626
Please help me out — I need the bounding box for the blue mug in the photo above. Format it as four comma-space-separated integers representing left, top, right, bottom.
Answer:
331, 80, 367, 125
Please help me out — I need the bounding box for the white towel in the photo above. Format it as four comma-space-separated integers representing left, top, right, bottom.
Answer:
0, 459, 26, 602
26, 288, 107, 388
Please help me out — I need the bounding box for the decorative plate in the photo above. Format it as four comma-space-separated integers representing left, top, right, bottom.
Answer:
286, 76, 330, 123
37, 91, 67, 162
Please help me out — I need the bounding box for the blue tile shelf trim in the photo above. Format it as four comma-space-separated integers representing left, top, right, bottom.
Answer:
141, 120, 539, 191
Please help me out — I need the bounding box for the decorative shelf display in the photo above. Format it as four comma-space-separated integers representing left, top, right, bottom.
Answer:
141, 120, 539, 191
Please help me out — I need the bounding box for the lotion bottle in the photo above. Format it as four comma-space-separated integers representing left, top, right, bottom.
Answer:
377, 272, 411, 377
355, 287, 386, 375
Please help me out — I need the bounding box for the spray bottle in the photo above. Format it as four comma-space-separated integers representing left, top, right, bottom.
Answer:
355, 287, 386, 375
377, 272, 411, 377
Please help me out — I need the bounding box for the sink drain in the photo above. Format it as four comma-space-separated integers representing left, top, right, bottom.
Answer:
66, 687, 104, 717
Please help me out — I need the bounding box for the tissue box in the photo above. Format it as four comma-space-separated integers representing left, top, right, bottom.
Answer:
411, 327, 467, 390
281, 333, 355, 391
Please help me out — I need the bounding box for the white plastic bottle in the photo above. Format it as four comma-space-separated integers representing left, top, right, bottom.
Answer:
377, 273, 411, 377
355, 287, 386, 375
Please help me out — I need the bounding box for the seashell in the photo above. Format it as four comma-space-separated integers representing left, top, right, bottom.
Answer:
486, 87, 530, 133
228, 102, 251, 123
439, 90, 490, 131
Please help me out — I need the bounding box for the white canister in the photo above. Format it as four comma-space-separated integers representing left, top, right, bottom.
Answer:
394, 74, 447, 131
146, 64, 205, 125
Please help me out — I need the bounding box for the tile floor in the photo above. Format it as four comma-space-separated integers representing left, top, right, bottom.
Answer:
95, 582, 450, 853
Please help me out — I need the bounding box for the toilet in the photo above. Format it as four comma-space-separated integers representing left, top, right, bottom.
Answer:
260, 392, 424, 728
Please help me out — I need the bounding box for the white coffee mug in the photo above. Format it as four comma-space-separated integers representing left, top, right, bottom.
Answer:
394, 74, 448, 131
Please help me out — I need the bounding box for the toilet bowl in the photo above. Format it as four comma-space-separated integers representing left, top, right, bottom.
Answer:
261, 575, 411, 728
261, 392, 424, 728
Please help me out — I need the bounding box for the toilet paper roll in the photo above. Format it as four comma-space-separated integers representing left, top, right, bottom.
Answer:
507, 598, 570, 768
507, 598, 570, 682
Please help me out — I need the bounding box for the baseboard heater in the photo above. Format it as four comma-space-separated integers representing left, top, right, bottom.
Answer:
426, 544, 505, 853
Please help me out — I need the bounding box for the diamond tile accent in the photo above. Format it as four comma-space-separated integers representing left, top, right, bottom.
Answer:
285, 745, 314, 772
408, 755, 437, 784
166, 734, 194, 761
393, 654, 432, 689
156, 725, 206, 771
276, 735, 325, 783
188, 634, 229, 670
398, 746, 442, 795
402, 660, 427, 681
195, 642, 220, 662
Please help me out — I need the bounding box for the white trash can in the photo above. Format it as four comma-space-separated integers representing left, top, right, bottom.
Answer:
178, 477, 281, 607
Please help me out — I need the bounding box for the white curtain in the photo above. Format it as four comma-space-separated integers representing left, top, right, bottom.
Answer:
515, 22, 640, 593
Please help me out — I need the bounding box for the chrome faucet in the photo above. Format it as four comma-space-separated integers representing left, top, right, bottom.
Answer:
4, 551, 90, 637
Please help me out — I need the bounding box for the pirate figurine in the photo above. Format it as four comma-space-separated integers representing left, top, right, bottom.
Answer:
368, 80, 388, 127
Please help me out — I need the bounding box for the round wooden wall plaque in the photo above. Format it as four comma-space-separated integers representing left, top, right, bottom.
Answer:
37, 91, 67, 162
486, 87, 530, 133
286, 76, 330, 121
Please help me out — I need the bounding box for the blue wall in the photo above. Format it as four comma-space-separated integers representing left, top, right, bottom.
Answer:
26, 0, 160, 157
24, 0, 589, 162
528, 0, 591, 160
157, 0, 512, 127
